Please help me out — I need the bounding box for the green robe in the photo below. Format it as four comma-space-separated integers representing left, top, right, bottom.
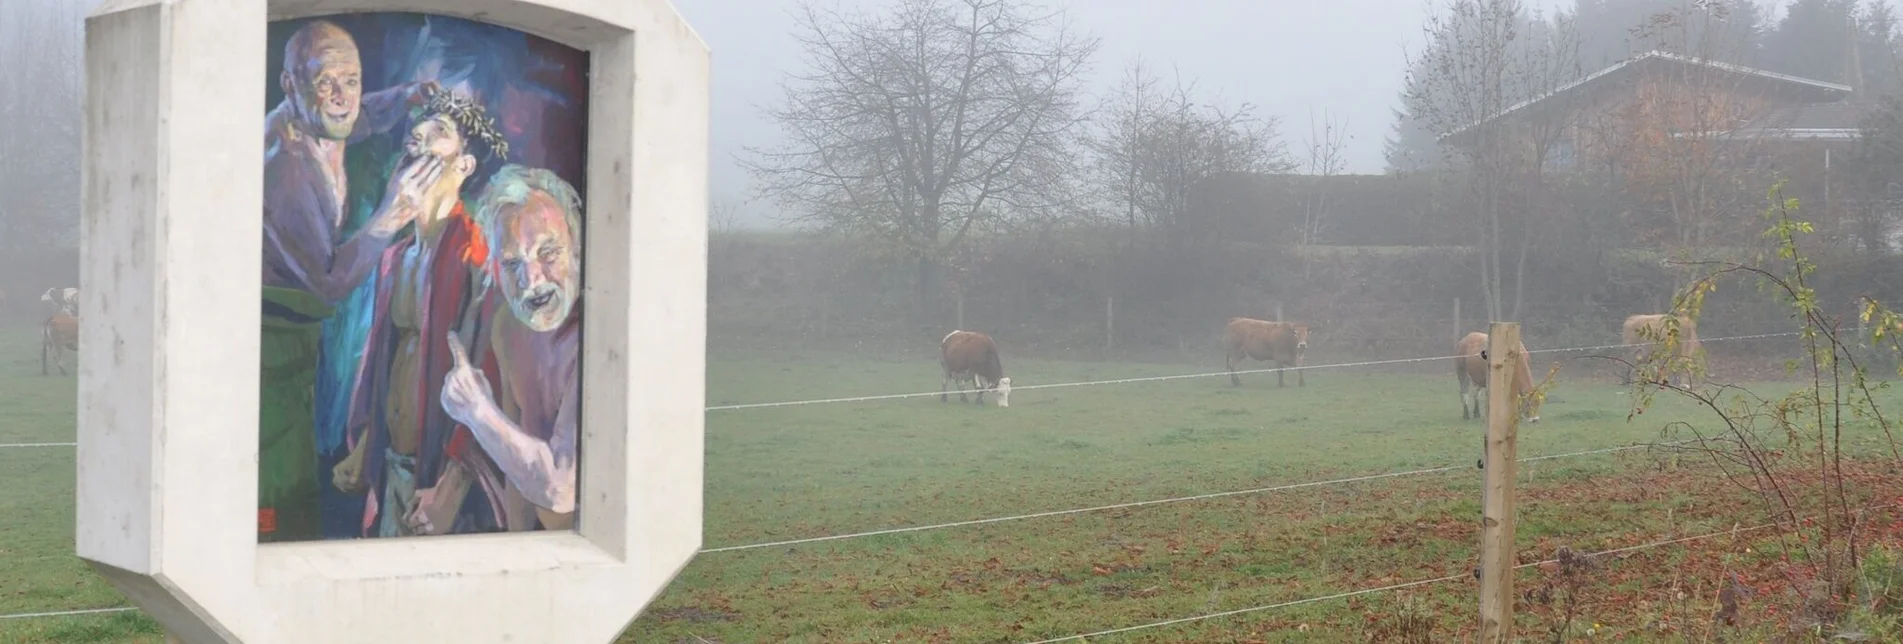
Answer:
258, 285, 333, 542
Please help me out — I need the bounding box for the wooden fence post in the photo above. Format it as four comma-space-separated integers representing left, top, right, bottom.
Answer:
956, 290, 965, 330
1479, 322, 1523, 644
1106, 295, 1115, 352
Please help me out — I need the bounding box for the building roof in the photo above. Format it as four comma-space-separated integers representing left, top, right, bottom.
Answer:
1438, 50, 1853, 145
1721, 100, 1875, 140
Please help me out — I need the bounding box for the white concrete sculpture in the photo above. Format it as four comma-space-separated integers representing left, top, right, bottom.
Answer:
78, 0, 707, 641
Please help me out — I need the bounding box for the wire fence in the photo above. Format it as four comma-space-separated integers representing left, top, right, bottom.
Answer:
0, 607, 136, 622
705, 331, 1798, 412
0, 436, 1720, 622
0, 331, 1788, 447
0, 329, 1816, 632
700, 441, 1684, 553
1015, 510, 1853, 644
9, 492, 1840, 631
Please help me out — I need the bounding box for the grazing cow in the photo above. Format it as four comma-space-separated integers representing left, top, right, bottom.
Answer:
939, 330, 1012, 407
42, 311, 78, 376
1621, 313, 1702, 388
1224, 317, 1309, 387
40, 286, 78, 317
1455, 331, 1541, 424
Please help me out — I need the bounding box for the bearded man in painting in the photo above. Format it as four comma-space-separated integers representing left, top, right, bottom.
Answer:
259, 18, 442, 543
331, 88, 516, 538
420, 164, 583, 534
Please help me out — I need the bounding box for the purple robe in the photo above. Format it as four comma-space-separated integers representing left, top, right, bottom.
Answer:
262, 85, 421, 305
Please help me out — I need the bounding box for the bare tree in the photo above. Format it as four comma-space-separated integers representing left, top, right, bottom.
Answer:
1405, 0, 1581, 321
744, 0, 1098, 325
1091, 65, 1293, 248
1405, 0, 1532, 322
1619, 1, 1773, 254
1299, 108, 1350, 253
1508, 11, 1583, 322
709, 198, 742, 235
1089, 59, 1164, 250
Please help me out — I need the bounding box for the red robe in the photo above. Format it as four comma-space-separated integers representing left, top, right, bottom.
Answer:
344, 203, 506, 535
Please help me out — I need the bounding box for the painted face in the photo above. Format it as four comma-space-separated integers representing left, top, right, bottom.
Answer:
405, 114, 472, 198
405, 114, 465, 160
494, 191, 579, 331
291, 33, 363, 139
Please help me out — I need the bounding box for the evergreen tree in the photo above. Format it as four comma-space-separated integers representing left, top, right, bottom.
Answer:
1762, 0, 1859, 82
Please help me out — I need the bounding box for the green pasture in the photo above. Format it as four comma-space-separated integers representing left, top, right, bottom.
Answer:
0, 328, 1896, 642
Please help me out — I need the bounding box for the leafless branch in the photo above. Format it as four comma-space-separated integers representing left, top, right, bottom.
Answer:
742, 0, 1098, 320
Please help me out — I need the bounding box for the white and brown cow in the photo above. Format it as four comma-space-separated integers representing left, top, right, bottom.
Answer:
1224, 317, 1309, 387
940, 329, 1011, 407
42, 310, 79, 376
40, 286, 79, 317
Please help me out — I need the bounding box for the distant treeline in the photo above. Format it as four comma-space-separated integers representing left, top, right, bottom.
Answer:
709, 211, 1903, 366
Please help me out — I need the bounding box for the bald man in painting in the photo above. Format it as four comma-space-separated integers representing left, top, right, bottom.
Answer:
258, 18, 440, 543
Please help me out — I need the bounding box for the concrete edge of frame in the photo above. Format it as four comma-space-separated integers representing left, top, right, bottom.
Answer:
77, 0, 709, 641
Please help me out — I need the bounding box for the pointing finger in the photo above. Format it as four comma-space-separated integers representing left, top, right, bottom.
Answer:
445, 331, 470, 367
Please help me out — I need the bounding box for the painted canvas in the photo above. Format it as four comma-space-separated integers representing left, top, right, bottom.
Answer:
259, 13, 589, 543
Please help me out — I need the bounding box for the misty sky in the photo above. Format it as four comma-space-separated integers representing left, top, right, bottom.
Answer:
668, 0, 1589, 227
3, 0, 1811, 230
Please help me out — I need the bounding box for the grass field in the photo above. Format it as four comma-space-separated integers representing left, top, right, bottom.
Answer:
3, 329, 1901, 642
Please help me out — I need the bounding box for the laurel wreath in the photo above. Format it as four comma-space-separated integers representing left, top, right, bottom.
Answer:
422, 84, 510, 162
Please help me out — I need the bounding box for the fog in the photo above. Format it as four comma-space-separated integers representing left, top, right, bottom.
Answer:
0, 1, 1589, 239
668, 0, 1562, 228
0, 0, 1874, 356
11, 0, 1903, 639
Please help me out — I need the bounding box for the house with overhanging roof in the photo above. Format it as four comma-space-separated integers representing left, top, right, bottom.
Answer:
1436, 50, 1897, 247
1438, 50, 1862, 169
1440, 50, 1857, 144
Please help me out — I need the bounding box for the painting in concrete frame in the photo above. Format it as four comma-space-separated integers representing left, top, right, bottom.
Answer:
258, 12, 589, 543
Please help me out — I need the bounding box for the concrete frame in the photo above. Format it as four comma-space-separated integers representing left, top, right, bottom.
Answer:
78, 0, 707, 641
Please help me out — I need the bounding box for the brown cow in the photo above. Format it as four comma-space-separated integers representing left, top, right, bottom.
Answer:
1621, 313, 1702, 388
1455, 331, 1541, 423
1224, 317, 1309, 387
42, 310, 78, 376
940, 330, 1012, 407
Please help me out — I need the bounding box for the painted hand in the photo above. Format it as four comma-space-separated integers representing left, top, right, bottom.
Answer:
441, 331, 496, 429
332, 447, 367, 495
405, 485, 457, 535
367, 155, 444, 237
409, 80, 444, 106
